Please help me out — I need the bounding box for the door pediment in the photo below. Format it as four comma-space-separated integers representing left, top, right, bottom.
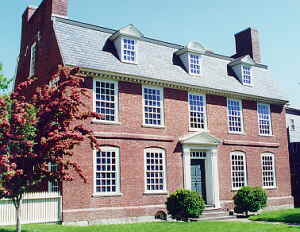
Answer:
180, 131, 221, 146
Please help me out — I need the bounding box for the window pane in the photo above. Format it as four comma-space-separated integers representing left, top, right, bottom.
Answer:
227, 99, 243, 132
262, 153, 275, 187
95, 149, 119, 193
189, 94, 206, 129
123, 38, 136, 62
231, 152, 246, 189
189, 54, 200, 74
145, 150, 165, 192
258, 103, 272, 135
143, 87, 163, 126
94, 80, 117, 122
242, 66, 251, 84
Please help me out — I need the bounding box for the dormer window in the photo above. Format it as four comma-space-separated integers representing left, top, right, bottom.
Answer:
175, 41, 206, 76
122, 38, 136, 63
229, 55, 255, 86
189, 54, 200, 75
242, 65, 251, 85
110, 24, 143, 65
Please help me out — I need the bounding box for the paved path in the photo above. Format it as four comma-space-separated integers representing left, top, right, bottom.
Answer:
217, 217, 300, 227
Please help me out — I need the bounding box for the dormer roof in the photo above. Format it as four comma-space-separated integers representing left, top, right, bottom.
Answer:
228, 55, 255, 67
175, 41, 206, 56
110, 24, 143, 41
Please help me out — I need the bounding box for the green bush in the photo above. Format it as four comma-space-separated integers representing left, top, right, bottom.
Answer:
165, 189, 205, 221
233, 186, 267, 216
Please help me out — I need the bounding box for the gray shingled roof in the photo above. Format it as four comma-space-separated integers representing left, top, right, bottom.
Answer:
53, 17, 288, 103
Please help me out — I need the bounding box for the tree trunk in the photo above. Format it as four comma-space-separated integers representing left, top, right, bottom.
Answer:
12, 195, 22, 232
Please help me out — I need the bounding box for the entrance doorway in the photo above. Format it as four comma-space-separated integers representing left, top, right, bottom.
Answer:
191, 159, 206, 202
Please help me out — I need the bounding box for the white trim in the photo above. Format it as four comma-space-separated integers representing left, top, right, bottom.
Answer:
188, 92, 207, 131
93, 146, 121, 196
188, 52, 202, 76
241, 65, 253, 86
227, 98, 244, 134
261, 152, 277, 189
29, 42, 37, 77
230, 151, 247, 190
142, 85, 165, 127
79, 69, 288, 105
93, 78, 119, 123
257, 103, 272, 136
120, 36, 138, 64
63, 204, 165, 213
144, 148, 167, 193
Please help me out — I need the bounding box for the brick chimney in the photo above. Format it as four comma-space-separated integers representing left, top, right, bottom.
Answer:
50, 0, 68, 17
232, 28, 261, 63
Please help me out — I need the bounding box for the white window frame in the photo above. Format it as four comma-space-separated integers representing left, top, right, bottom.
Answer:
29, 42, 37, 77
188, 93, 207, 131
227, 98, 244, 134
144, 148, 167, 194
261, 153, 276, 189
48, 162, 59, 192
142, 86, 164, 128
121, 37, 137, 64
93, 79, 119, 124
93, 146, 121, 196
241, 65, 252, 86
230, 151, 247, 190
257, 103, 272, 136
188, 53, 201, 76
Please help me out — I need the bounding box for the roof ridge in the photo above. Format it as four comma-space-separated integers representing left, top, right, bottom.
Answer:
53, 16, 235, 60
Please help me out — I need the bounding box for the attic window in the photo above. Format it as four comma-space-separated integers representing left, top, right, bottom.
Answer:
189, 54, 200, 75
242, 65, 251, 85
122, 38, 136, 63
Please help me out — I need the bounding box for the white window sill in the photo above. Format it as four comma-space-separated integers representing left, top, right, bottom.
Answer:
142, 124, 165, 129
242, 83, 253, 87
263, 186, 277, 190
189, 128, 209, 133
120, 60, 138, 65
92, 192, 123, 197
228, 131, 246, 135
259, 134, 274, 137
143, 191, 168, 195
91, 119, 121, 125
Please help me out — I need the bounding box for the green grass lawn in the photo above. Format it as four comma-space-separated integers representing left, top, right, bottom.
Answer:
1, 221, 300, 232
249, 208, 300, 224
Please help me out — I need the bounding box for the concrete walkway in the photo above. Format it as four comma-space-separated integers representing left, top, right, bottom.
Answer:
217, 217, 300, 227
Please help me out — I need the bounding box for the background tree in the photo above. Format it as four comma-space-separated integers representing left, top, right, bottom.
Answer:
0, 64, 12, 95
0, 66, 100, 232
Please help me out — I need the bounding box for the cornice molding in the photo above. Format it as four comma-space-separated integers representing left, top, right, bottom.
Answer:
78, 67, 287, 105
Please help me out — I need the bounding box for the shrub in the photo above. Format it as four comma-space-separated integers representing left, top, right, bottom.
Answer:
233, 186, 267, 216
165, 189, 205, 221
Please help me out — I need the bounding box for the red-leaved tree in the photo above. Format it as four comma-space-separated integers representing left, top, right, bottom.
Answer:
0, 66, 100, 232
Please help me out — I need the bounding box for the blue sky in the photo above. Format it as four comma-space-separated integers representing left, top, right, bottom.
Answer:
1, 0, 300, 107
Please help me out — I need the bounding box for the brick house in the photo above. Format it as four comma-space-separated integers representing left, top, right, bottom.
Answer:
16, 0, 293, 224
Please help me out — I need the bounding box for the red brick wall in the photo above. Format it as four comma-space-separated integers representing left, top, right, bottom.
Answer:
61, 80, 292, 222
16, 0, 64, 87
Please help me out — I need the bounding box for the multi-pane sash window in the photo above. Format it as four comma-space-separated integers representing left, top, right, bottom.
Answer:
227, 99, 243, 133
188, 93, 206, 130
144, 148, 166, 192
189, 54, 200, 75
261, 153, 276, 188
231, 152, 247, 189
122, 38, 136, 63
94, 79, 118, 122
30, 43, 37, 77
257, 103, 272, 135
242, 66, 251, 85
143, 86, 164, 126
94, 147, 120, 194
48, 163, 59, 192
290, 119, 296, 131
